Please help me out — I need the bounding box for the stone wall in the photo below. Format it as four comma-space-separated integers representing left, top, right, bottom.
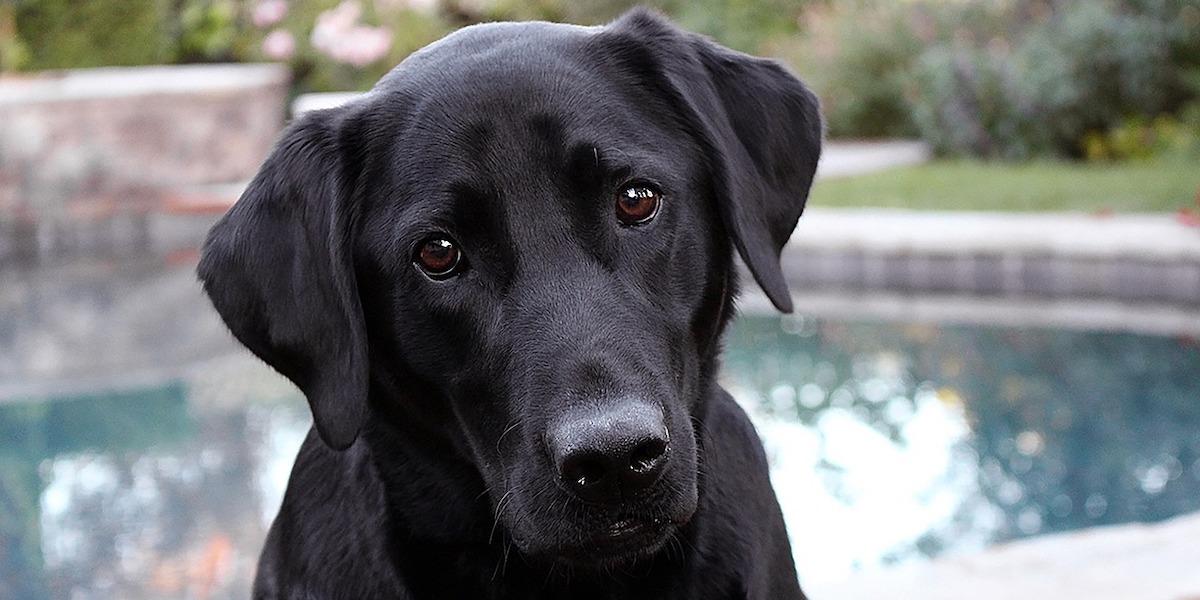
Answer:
0, 64, 287, 265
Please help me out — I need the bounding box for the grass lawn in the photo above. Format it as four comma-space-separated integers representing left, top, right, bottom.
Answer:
809, 158, 1200, 212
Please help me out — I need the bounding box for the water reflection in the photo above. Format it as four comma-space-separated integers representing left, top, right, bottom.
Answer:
2, 308, 1199, 596
0, 358, 305, 600
723, 314, 1200, 584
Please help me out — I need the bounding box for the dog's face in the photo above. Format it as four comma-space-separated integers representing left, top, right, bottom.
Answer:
200, 10, 820, 567
354, 60, 718, 563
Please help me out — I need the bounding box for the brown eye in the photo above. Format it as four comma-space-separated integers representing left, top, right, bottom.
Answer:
615, 184, 662, 226
414, 237, 462, 279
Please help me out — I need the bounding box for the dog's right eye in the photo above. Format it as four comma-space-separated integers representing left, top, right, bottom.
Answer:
414, 237, 464, 280
615, 183, 662, 226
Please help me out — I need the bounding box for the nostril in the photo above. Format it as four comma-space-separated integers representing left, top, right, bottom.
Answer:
628, 438, 668, 474
561, 454, 608, 488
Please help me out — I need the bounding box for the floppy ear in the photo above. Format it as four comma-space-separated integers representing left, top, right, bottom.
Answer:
602, 9, 823, 313
198, 108, 368, 450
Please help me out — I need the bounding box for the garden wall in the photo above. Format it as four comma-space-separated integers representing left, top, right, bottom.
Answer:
0, 63, 287, 265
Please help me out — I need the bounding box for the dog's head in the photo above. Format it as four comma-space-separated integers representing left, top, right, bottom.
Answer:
199, 9, 819, 567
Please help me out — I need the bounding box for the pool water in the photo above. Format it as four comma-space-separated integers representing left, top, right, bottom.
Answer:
2, 314, 1199, 598
722, 315, 1200, 582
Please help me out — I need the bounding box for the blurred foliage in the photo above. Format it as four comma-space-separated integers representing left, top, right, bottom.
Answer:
4, 0, 454, 94
175, 0, 244, 63
4, 0, 1199, 160
0, 5, 30, 71
771, 1, 925, 138
1081, 103, 1200, 161
912, 0, 1200, 159
10, 0, 174, 69
782, 0, 1200, 159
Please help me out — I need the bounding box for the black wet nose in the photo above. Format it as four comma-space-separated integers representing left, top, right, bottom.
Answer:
548, 399, 670, 504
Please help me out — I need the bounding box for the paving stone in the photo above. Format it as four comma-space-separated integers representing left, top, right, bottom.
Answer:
807, 510, 1200, 600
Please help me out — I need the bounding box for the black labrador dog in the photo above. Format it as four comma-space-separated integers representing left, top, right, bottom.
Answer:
199, 8, 820, 599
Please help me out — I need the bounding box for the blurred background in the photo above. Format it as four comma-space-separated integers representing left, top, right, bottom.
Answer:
1, 1, 1198, 599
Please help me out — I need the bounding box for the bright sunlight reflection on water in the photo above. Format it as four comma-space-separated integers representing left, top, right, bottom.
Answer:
722, 313, 1200, 586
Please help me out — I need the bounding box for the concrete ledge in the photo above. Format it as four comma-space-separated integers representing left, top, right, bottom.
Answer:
737, 291, 1200, 337
0, 63, 288, 104
806, 510, 1200, 600
793, 208, 1200, 260
0, 64, 287, 188
816, 140, 930, 179
782, 209, 1200, 307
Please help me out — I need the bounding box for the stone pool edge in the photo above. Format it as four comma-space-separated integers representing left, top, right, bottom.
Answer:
779, 208, 1200, 307
804, 509, 1200, 600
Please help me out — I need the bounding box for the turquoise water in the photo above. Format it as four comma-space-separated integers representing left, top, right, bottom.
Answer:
2, 313, 1199, 598
722, 315, 1200, 581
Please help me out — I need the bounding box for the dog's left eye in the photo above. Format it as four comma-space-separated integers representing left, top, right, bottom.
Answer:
414, 237, 464, 279
615, 183, 662, 226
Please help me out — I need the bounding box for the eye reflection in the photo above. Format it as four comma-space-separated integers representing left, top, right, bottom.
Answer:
616, 184, 662, 226
414, 237, 463, 279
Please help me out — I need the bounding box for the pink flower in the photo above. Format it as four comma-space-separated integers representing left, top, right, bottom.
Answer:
252, 0, 288, 28
312, 1, 362, 48
311, 1, 393, 67
262, 29, 296, 61
340, 26, 393, 66
377, 0, 437, 13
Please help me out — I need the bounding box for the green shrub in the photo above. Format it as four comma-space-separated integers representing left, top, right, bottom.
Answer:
909, 44, 1037, 159
8, 0, 451, 95
775, 1, 922, 138
14, 0, 174, 69
1082, 106, 1200, 161
1015, 1, 1179, 156
786, 0, 1200, 157
907, 0, 1200, 159
175, 0, 243, 63
0, 6, 29, 71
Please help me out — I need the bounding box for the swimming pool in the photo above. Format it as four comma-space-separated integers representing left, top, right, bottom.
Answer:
2, 286, 1199, 598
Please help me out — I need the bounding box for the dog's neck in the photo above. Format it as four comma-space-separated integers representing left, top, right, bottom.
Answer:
362, 394, 494, 543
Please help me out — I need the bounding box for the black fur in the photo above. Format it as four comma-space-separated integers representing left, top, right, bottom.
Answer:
198, 8, 821, 599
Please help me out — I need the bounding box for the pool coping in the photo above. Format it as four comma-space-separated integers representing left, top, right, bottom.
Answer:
805, 509, 1200, 600
770, 208, 1200, 309
736, 290, 1200, 337
791, 208, 1200, 260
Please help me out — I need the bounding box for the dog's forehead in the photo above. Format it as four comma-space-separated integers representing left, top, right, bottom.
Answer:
357, 19, 697, 266
398, 34, 616, 137
373, 30, 677, 205
378, 18, 674, 142
378, 20, 599, 88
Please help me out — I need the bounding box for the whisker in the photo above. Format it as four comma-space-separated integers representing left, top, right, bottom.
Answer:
496, 418, 525, 454
490, 490, 515, 545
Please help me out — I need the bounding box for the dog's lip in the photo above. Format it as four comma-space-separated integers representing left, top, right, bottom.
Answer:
583, 516, 672, 554
599, 517, 651, 542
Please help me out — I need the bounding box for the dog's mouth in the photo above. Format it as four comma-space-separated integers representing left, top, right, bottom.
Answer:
555, 515, 678, 566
